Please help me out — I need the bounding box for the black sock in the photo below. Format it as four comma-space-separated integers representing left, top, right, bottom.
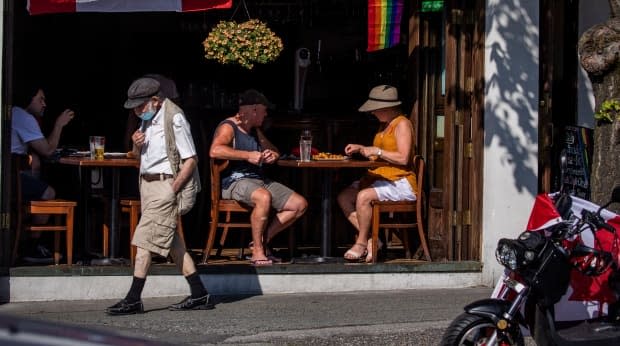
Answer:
125, 276, 146, 303
186, 272, 207, 298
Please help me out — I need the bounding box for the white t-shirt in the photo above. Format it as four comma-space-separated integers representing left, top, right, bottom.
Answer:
11, 106, 44, 154
139, 102, 197, 175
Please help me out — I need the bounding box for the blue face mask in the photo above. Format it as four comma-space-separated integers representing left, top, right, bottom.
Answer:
139, 110, 155, 121
138, 102, 156, 121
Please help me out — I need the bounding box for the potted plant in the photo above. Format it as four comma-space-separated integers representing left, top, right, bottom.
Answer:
203, 19, 283, 69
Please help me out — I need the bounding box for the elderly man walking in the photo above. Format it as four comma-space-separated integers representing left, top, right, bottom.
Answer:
106, 77, 210, 315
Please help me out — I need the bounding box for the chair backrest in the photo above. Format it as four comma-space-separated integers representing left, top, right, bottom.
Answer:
413, 155, 425, 206
209, 158, 229, 205
10, 155, 24, 238
10, 154, 30, 211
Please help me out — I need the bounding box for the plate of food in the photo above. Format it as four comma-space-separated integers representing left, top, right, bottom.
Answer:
312, 152, 350, 161
72, 151, 91, 157
104, 152, 128, 158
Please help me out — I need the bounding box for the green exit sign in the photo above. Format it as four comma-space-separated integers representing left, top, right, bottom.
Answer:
421, 0, 444, 12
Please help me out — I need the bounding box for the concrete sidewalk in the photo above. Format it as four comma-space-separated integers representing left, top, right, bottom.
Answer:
0, 288, 493, 345
4, 261, 482, 302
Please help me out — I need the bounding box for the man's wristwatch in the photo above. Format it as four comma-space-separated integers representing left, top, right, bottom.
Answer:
376, 149, 382, 157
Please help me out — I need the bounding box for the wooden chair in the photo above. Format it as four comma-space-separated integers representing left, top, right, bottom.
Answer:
11, 154, 77, 265
102, 198, 185, 263
202, 158, 252, 263
369, 155, 431, 263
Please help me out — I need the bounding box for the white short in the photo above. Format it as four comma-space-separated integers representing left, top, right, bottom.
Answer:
351, 177, 416, 202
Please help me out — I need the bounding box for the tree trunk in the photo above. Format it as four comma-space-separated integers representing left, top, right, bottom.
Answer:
590, 68, 620, 206
578, 0, 620, 206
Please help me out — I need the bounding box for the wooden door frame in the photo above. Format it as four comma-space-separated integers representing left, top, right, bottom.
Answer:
408, 0, 484, 261
539, 0, 579, 194
1, 0, 15, 275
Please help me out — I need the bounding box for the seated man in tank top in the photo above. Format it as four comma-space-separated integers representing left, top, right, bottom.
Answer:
209, 89, 308, 266
337, 85, 418, 263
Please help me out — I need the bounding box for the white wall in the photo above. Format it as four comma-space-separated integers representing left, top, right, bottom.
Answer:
577, 0, 609, 128
482, 0, 540, 286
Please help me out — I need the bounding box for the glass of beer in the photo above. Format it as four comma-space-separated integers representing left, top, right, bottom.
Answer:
91, 136, 105, 160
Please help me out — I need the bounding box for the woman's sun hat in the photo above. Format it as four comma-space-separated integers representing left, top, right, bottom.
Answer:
358, 85, 402, 112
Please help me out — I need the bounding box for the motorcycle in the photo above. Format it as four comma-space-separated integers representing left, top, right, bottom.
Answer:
440, 186, 620, 346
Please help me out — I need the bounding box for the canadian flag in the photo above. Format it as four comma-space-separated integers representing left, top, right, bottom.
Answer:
525, 194, 563, 231
494, 193, 620, 321
562, 195, 620, 303
28, 0, 232, 15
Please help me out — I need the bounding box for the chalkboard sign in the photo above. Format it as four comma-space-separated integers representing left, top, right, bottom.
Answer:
561, 126, 593, 199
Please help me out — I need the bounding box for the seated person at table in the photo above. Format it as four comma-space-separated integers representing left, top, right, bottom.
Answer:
209, 89, 308, 265
337, 85, 417, 263
11, 82, 75, 262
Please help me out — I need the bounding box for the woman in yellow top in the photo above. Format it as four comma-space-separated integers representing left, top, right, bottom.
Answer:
337, 85, 417, 263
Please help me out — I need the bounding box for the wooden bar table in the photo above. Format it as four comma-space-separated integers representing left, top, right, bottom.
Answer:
59, 155, 139, 264
277, 158, 387, 260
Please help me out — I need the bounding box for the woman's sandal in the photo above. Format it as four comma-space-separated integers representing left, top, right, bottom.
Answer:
365, 238, 385, 263
344, 243, 368, 262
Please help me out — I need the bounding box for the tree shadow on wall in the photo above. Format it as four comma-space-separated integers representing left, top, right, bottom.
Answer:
484, 0, 540, 196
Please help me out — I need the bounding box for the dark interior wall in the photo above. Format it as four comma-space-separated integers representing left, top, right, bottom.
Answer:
10, 0, 410, 250
13, 0, 408, 151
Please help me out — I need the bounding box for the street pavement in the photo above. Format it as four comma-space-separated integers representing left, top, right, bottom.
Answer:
0, 287, 515, 345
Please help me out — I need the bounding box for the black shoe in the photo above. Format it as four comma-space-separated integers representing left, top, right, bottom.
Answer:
22, 245, 57, 264
168, 294, 214, 311
105, 298, 144, 315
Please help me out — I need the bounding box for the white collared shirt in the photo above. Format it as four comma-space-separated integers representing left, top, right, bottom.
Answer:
139, 102, 196, 175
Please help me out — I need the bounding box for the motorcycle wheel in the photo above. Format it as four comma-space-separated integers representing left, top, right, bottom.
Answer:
440, 312, 524, 346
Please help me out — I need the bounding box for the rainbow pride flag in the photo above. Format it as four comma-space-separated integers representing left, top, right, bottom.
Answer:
367, 0, 404, 52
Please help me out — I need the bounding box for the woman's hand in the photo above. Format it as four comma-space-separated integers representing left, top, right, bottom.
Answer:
346, 144, 380, 159
344, 144, 363, 156
359, 146, 380, 158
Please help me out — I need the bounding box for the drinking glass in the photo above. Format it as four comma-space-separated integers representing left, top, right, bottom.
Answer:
91, 136, 105, 160
89, 136, 96, 159
299, 129, 312, 162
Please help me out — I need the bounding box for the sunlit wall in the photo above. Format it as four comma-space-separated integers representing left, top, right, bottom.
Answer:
482, 0, 540, 286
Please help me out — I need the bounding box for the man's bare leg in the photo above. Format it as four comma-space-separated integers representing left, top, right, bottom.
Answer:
249, 188, 271, 262
169, 232, 197, 276
133, 247, 152, 279
264, 192, 307, 244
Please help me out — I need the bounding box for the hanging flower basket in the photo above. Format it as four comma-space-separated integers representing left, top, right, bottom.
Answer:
203, 19, 283, 69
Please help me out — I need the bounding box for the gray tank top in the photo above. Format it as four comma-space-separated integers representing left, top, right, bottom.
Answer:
219, 120, 265, 189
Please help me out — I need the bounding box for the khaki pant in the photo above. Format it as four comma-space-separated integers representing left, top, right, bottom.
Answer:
131, 178, 179, 257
